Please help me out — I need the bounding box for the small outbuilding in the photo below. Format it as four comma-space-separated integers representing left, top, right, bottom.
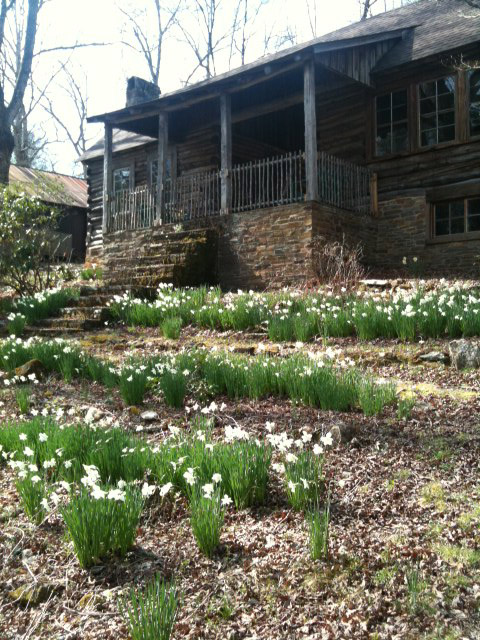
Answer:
9, 165, 88, 261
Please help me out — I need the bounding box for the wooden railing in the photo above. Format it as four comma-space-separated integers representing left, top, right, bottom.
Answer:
163, 170, 221, 224
231, 151, 305, 212
317, 151, 372, 215
105, 151, 372, 232
107, 185, 156, 232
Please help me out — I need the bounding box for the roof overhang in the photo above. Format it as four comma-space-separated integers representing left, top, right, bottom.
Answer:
87, 28, 409, 127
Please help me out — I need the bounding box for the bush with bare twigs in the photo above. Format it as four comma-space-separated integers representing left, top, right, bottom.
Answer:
313, 235, 366, 291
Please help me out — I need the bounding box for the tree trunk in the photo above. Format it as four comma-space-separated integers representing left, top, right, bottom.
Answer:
0, 124, 14, 184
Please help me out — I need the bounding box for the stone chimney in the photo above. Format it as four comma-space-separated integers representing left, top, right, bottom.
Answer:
126, 77, 160, 107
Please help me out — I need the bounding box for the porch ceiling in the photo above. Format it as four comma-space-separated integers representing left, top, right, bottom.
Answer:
87, 27, 408, 135
90, 62, 359, 142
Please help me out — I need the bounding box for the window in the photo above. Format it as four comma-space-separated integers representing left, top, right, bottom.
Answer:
150, 155, 174, 187
113, 167, 131, 193
469, 70, 480, 137
419, 76, 456, 147
433, 198, 480, 237
375, 89, 408, 156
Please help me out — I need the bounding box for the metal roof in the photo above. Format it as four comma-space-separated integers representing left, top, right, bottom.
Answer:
79, 129, 156, 162
9, 165, 88, 208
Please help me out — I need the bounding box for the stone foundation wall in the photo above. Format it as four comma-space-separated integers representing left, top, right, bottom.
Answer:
311, 202, 378, 265
374, 192, 480, 274
217, 204, 314, 289
216, 202, 376, 289
98, 195, 480, 290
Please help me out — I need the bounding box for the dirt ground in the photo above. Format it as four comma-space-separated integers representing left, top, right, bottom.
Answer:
0, 324, 479, 640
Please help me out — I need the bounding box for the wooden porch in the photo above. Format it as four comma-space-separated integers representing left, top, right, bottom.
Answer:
93, 48, 386, 237
105, 150, 374, 233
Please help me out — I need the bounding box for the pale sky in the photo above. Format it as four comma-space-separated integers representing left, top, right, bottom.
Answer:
26, 0, 405, 174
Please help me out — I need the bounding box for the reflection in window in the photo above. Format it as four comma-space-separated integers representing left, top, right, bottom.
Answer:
150, 157, 173, 186
375, 89, 408, 156
469, 70, 480, 137
419, 77, 456, 147
113, 167, 131, 193
433, 198, 480, 237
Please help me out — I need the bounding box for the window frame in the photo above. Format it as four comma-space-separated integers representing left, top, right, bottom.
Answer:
430, 196, 480, 242
374, 88, 409, 157
417, 74, 457, 149
468, 68, 480, 140
112, 162, 134, 195
370, 72, 472, 160
147, 146, 177, 190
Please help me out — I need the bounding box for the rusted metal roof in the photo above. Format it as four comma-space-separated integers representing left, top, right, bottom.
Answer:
9, 165, 88, 209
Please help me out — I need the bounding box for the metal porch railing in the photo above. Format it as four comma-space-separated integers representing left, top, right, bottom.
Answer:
105, 151, 373, 232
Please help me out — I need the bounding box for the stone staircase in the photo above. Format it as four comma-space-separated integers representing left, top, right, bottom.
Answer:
103, 226, 218, 289
23, 285, 132, 337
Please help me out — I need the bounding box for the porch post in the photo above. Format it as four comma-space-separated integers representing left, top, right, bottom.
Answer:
304, 57, 319, 202
102, 122, 113, 234
156, 112, 168, 224
220, 93, 232, 214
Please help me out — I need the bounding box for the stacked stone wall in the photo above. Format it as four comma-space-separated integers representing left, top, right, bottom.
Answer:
100, 197, 480, 290
374, 192, 480, 274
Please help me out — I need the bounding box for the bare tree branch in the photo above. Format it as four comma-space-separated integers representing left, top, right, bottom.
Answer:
33, 41, 110, 57
118, 0, 181, 87
360, 0, 379, 20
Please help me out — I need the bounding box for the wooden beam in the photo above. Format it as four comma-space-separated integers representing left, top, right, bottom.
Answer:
156, 112, 168, 223
370, 173, 378, 216
304, 58, 318, 202
102, 122, 113, 234
220, 93, 232, 214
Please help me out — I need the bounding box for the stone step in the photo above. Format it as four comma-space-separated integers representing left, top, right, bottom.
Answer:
33, 317, 85, 328
106, 263, 176, 278
105, 251, 191, 266
79, 284, 136, 297
27, 316, 104, 330
60, 306, 109, 321
73, 294, 113, 308
24, 326, 85, 336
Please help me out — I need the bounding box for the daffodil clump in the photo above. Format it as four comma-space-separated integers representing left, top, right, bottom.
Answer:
0, 336, 396, 415
12, 287, 79, 325
6, 312, 26, 336
1, 408, 335, 564
120, 573, 178, 640
107, 283, 480, 342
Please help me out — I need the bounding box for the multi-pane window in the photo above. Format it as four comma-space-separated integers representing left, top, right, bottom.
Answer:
375, 89, 408, 156
150, 156, 173, 186
113, 167, 131, 193
433, 198, 480, 237
419, 77, 456, 147
469, 70, 480, 137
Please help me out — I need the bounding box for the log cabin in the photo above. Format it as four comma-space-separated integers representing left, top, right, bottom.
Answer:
80, 0, 480, 288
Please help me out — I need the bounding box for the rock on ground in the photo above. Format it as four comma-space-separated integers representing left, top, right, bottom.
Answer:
418, 351, 449, 364
449, 339, 480, 370
141, 410, 159, 422
14, 359, 47, 380
84, 406, 104, 423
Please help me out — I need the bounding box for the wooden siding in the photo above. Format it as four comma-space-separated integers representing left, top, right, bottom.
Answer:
316, 39, 396, 86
